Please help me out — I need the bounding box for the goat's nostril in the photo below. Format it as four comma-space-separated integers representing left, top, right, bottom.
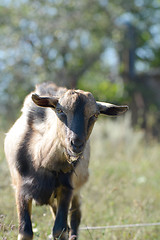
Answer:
71, 139, 84, 152
71, 141, 83, 148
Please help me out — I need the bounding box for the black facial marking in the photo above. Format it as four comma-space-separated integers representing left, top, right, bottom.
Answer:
71, 96, 86, 140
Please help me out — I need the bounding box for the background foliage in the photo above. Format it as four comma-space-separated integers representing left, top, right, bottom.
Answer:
1, 0, 160, 129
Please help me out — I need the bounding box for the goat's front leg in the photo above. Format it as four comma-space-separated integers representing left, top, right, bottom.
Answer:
53, 187, 72, 240
49, 194, 57, 222
69, 194, 81, 240
16, 188, 33, 240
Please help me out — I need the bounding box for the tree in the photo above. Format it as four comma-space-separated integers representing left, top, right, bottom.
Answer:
0, 0, 160, 127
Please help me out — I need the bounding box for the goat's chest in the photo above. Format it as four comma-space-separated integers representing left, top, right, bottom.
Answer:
21, 168, 73, 205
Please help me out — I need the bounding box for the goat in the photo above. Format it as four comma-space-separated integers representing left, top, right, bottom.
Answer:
4, 82, 128, 240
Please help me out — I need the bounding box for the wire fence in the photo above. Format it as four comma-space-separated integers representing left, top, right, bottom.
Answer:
80, 222, 160, 231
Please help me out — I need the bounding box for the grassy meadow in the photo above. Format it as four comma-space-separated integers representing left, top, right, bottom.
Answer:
1, 114, 160, 239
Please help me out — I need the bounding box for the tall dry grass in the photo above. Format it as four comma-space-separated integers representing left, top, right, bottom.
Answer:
1, 114, 160, 239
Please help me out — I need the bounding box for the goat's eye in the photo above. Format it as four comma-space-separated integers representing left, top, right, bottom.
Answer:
93, 113, 99, 118
91, 113, 99, 119
89, 113, 99, 122
56, 108, 64, 114
56, 108, 67, 123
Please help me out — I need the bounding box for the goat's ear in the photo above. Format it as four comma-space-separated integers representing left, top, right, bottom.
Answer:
97, 101, 129, 116
32, 94, 58, 108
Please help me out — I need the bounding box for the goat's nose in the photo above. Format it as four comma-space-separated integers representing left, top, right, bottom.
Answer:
71, 137, 84, 153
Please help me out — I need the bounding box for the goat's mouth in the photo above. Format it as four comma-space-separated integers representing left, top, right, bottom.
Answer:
65, 149, 83, 164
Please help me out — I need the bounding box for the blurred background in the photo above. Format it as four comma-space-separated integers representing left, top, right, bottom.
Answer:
1, 0, 160, 239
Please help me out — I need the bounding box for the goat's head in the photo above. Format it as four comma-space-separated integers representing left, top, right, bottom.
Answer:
32, 90, 128, 163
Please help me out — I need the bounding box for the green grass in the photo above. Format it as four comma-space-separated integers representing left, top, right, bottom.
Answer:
1, 114, 160, 239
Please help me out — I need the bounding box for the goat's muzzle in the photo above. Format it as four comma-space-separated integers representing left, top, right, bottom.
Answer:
70, 135, 85, 154
65, 148, 83, 164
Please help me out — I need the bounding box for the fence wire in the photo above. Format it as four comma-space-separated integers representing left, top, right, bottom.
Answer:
80, 222, 160, 231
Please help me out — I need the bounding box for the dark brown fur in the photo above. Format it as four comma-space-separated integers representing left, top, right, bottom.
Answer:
4, 82, 128, 240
